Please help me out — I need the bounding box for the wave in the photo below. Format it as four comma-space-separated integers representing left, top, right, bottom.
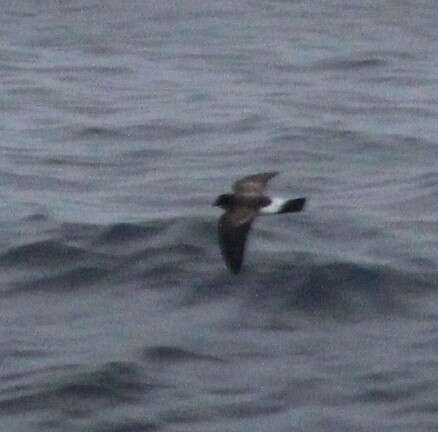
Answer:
1, 216, 434, 319
0, 240, 86, 268
0, 362, 156, 416
142, 345, 224, 363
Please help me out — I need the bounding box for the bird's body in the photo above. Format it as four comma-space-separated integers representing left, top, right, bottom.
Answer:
213, 172, 306, 273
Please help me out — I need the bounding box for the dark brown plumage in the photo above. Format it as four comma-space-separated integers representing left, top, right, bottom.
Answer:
214, 171, 306, 273
218, 212, 253, 274
214, 173, 272, 272
233, 171, 279, 196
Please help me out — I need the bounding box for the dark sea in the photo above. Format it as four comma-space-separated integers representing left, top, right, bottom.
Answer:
2, 1, 438, 431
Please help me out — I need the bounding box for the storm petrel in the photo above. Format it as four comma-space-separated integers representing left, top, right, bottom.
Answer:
213, 172, 306, 274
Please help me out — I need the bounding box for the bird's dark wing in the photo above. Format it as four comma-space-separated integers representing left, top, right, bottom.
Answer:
233, 172, 279, 196
218, 208, 256, 273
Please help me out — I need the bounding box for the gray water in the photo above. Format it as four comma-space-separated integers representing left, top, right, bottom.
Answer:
2, 1, 438, 431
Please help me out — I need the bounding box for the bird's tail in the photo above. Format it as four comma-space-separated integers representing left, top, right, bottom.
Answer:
278, 197, 306, 214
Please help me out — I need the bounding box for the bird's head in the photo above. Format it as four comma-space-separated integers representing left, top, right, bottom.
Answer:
213, 193, 234, 210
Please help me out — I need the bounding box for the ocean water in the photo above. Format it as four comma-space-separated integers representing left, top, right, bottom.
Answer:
2, 1, 438, 431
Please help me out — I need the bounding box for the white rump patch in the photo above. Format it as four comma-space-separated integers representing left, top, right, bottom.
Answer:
260, 197, 287, 215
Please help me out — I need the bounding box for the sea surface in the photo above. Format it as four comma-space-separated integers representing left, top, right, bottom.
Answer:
2, 1, 438, 431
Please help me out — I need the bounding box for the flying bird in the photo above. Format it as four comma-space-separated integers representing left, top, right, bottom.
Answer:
213, 172, 306, 273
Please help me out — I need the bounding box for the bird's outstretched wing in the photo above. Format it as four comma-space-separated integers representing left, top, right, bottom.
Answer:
218, 207, 256, 273
233, 172, 278, 196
